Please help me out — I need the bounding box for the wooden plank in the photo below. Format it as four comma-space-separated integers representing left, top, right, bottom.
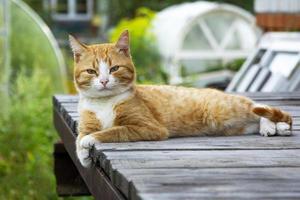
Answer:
94, 133, 300, 152
98, 149, 300, 182
240, 92, 300, 99
101, 150, 300, 166
53, 108, 125, 200
257, 101, 300, 106
137, 192, 300, 200
113, 168, 300, 200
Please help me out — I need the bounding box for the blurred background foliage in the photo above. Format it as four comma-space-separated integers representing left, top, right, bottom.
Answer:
108, 0, 254, 25
0, 69, 90, 200
0, 69, 57, 199
109, 7, 167, 83
24, 0, 254, 27
10, 1, 66, 91
0, 1, 73, 199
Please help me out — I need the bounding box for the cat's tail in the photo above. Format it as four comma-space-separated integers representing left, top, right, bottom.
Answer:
252, 104, 292, 125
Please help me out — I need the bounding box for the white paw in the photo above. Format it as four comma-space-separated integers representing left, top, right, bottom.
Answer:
260, 117, 276, 137
76, 147, 92, 168
80, 135, 99, 149
276, 122, 292, 136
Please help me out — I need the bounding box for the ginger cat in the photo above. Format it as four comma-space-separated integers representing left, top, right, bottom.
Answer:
69, 30, 292, 167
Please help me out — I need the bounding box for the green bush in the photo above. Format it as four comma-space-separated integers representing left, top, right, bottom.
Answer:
109, 8, 167, 84
0, 69, 92, 200
0, 69, 57, 199
225, 58, 245, 72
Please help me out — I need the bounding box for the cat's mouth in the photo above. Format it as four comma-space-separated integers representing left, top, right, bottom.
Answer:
96, 86, 111, 91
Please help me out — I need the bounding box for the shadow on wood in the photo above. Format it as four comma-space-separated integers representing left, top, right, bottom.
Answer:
54, 141, 90, 196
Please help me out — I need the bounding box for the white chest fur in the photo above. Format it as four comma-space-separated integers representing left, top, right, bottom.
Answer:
78, 91, 132, 130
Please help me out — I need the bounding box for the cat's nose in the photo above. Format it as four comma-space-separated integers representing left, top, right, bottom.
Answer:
100, 79, 109, 87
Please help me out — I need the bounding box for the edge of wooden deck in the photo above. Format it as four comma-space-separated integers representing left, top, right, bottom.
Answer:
53, 106, 125, 200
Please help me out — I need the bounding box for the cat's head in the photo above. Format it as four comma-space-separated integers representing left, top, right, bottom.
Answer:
69, 30, 135, 98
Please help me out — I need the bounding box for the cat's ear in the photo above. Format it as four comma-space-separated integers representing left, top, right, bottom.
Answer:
115, 30, 130, 56
69, 34, 88, 63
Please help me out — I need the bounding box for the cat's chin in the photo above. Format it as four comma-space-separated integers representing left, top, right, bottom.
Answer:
79, 85, 133, 99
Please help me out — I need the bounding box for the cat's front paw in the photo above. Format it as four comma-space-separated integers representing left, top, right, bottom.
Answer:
77, 147, 92, 168
80, 135, 100, 149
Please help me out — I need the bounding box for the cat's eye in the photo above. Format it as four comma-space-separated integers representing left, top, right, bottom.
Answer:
86, 69, 97, 75
109, 66, 120, 74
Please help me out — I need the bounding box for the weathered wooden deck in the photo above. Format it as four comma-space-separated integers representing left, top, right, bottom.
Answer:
53, 92, 300, 200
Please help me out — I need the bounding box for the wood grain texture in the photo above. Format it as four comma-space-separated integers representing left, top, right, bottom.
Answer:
53, 92, 300, 200
92, 134, 300, 151
116, 168, 300, 200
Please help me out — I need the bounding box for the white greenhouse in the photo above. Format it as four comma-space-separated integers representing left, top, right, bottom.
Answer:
152, 1, 261, 85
